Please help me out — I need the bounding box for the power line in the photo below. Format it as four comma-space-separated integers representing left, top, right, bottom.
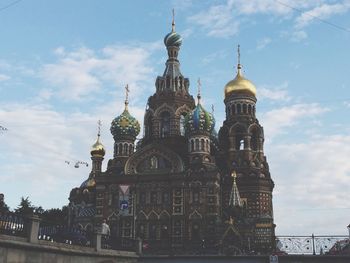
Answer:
0, 0, 23, 13
274, 0, 350, 33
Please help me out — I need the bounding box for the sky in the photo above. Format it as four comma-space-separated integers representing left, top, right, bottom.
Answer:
0, 0, 349, 236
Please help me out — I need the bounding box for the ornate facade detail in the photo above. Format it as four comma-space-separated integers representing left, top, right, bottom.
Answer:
69, 25, 275, 255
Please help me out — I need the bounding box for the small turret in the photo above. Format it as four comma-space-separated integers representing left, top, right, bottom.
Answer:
110, 85, 140, 158
185, 79, 215, 164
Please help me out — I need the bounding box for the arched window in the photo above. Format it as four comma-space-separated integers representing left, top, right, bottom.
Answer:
150, 156, 158, 169
191, 223, 200, 240
251, 128, 259, 151
114, 144, 118, 156
248, 104, 252, 115
237, 104, 242, 114
118, 143, 122, 155
160, 224, 169, 239
180, 114, 186, 136
240, 139, 244, 150
191, 140, 194, 152
232, 105, 236, 115
243, 104, 247, 114
123, 144, 128, 155
160, 111, 170, 138
201, 139, 205, 151
195, 139, 199, 151
206, 140, 210, 152
149, 223, 157, 240
146, 116, 153, 138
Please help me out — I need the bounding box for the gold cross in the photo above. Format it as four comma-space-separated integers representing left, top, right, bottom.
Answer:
97, 120, 102, 137
125, 84, 130, 103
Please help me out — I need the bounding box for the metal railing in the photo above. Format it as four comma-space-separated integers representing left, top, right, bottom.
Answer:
0, 212, 27, 238
38, 223, 93, 247
276, 235, 350, 255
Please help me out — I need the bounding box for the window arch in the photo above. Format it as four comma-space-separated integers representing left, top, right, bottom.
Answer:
251, 128, 260, 151
114, 144, 118, 156
191, 140, 194, 152
237, 104, 242, 114
201, 139, 205, 151
195, 139, 199, 151
180, 114, 186, 136
118, 143, 122, 155
160, 111, 170, 138
123, 144, 128, 155
248, 104, 252, 115
243, 104, 247, 114
145, 116, 153, 138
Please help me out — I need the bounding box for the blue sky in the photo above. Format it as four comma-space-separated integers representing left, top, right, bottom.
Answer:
0, 0, 349, 235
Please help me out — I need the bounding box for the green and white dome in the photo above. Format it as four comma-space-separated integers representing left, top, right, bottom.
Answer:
185, 101, 215, 135
110, 106, 140, 140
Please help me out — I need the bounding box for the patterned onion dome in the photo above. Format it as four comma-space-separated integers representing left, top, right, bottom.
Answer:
110, 107, 140, 139
164, 30, 182, 47
80, 178, 96, 188
185, 102, 215, 135
90, 136, 105, 157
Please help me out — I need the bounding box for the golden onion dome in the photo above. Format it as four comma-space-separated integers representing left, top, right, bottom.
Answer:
80, 178, 96, 188
224, 65, 257, 98
90, 135, 105, 157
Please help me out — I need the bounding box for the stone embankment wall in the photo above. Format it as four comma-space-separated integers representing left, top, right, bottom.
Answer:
0, 235, 138, 263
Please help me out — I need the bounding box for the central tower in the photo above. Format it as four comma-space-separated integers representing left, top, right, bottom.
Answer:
142, 12, 195, 152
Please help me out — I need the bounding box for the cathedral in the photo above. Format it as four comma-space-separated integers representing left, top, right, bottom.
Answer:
68, 17, 275, 255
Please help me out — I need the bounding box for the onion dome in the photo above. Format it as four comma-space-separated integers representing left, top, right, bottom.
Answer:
164, 10, 182, 47
80, 178, 96, 188
110, 85, 140, 140
224, 45, 256, 98
164, 31, 182, 47
90, 134, 105, 157
185, 80, 215, 135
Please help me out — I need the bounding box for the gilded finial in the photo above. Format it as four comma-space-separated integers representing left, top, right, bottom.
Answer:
172, 8, 175, 32
197, 78, 201, 103
231, 170, 237, 180
124, 84, 130, 110
97, 120, 102, 138
237, 44, 242, 73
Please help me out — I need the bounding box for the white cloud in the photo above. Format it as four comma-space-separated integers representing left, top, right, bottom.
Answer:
188, 2, 239, 37
261, 103, 328, 139
0, 99, 145, 209
258, 81, 291, 101
270, 134, 350, 234
188, 0, 349, 41
41, 43, 159, 101
0, 74, 10, 81
295, 2, 350, 29
230, 0, 326, 16
256, 37, 272, 50
171, 0, 193, 10
201, 50, 228, 65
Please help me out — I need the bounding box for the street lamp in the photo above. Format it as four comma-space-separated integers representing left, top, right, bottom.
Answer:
347, 224, 350, 240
